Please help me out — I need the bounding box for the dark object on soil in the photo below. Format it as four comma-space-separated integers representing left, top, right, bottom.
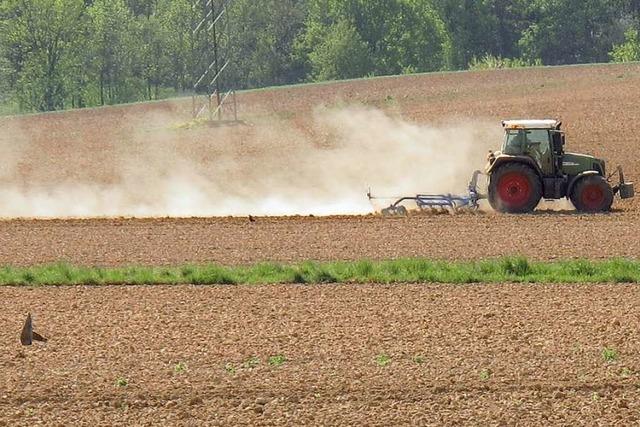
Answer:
20, 313, 47, 346
248, 215, 256, 222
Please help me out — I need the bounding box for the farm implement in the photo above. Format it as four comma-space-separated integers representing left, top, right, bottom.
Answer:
369, 119, 634, 215
368, 170, 485, 215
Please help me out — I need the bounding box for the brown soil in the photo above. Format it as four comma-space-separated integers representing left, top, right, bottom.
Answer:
1, 283, 640, 426
0, 212, 638, 266
0, 63, 639, 266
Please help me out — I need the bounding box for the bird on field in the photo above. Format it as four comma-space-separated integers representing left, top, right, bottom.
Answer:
20, 313, 47, 346
248, 215, 256, 222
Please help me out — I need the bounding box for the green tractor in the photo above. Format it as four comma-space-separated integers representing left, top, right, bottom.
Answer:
486, 120, 634, 213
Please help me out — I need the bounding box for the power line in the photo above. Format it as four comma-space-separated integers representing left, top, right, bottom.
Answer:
191, 0, 238, 122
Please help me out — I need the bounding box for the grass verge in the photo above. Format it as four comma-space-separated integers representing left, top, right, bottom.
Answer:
0, 257, 638, 286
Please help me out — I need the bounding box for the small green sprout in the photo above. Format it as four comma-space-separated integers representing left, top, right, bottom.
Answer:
375, 354, 392, 367
174, 362, 188, 374
115, 377, 129, 387
243, 356, 260, 369
268, 355, 286, 366
602, 348, 618, 363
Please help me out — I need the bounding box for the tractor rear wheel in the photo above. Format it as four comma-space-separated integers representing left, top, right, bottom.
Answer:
489, 163, 542, 213
570, 175, 613, 213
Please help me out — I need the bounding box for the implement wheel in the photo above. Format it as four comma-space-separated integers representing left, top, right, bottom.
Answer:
488, 163, 542, 213
381, 205, 408, 216
570, 175, 613, 213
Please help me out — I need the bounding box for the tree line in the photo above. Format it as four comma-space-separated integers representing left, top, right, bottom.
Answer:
1, 0, 640, 113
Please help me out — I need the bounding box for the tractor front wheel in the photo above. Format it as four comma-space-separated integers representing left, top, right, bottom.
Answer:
570, 175, 613, 213
489, 163, 542, 213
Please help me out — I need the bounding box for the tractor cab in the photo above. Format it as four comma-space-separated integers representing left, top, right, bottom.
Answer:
501, 120, 563, 176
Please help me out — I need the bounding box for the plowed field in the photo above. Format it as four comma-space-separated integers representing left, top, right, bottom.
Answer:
0, 63, 639, 265
2, 64, 640, 425
2, 283, 640, 426
0, 212, 638, 267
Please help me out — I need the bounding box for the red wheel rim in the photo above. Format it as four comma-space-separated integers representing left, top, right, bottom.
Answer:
497, 172, 531, 208
581, 184, 605, 210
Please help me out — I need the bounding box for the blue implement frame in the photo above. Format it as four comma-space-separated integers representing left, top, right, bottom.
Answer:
369, 170, 485, 215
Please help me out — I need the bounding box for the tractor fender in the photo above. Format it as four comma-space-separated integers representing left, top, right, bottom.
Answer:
486, 155, 543, 177
566, 171, 601, 198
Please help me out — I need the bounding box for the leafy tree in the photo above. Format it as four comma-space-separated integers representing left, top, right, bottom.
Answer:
2, 0, 86, 111
621, 0, 640, 25
610, 28, 640, 62
485, 0, 530, 58
157, 0, 198, 92
518, 0, 623, 65
136, 14, 171, 100
433, 0, 498, 68
88, 0, 139, 105
380, 0, 452, 74
227, 0, 307, 88
61, 21, 92, 108
308, 19, 372, 81
298, 0, 451, 79
0, 48, 13, 110
126, 0, 156, 17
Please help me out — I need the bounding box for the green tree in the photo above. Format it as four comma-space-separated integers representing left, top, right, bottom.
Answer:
157, 0, 197, 92
610, 28, 640, 62
227, 0, 308, 88
126, 0, 156, 17
62, 21, 92, 109
380, 0, 452, 73
1, 0, 86, 111
308, 19, 372, 81
136, 14, 171, 100
88, 0, 140, 105
433, 0, 498, 68
486, 0, 530, 58
297, 0, 451, 79
0, 45, 13, 111
518, 0, 623, 65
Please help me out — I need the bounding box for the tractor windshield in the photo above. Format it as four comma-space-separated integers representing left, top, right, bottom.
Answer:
503, 129, 551, 155
503, 128, 553, 174
503, 130, 526, 154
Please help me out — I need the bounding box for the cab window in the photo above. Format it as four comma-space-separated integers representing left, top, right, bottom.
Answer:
503, 130, 525, 154
525, 129, 551, 156
503, 129, 550, 155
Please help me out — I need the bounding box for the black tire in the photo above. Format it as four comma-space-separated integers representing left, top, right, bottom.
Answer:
381, 205, 408, 216
488, 163, 542, 213
570, 175, 613, 213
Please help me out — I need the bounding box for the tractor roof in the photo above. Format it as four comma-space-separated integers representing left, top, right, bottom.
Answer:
502, 119, 561, 130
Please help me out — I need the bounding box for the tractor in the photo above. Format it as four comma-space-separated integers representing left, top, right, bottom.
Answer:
369, 119, 634, 215
487, 120, 634, 213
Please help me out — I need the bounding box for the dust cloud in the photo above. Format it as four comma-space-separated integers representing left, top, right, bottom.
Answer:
0, 106, 499, 218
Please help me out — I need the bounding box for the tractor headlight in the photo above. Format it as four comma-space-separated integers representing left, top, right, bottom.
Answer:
486, 151, 496, 163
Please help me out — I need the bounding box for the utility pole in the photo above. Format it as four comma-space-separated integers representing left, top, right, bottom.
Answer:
191, 0, 237, 122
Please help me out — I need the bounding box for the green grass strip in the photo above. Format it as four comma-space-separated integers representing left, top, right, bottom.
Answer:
0, 257, 639, 286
